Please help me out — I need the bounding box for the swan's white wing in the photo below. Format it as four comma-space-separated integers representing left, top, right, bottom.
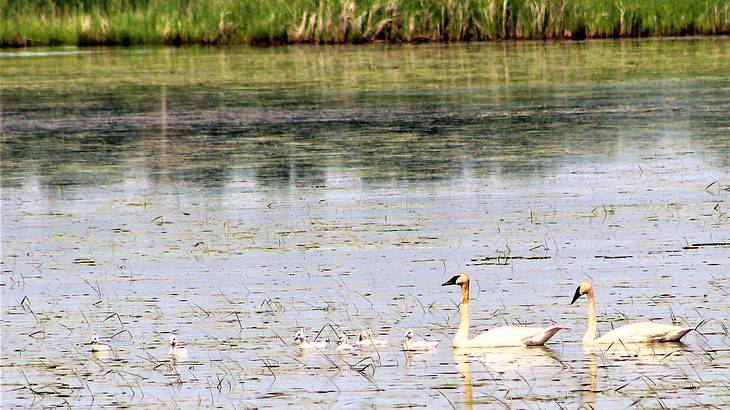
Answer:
467, 326, 559, 348
597, 322, 691, 344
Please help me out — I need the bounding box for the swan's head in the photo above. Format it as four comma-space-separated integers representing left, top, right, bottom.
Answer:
570, 280, 594, 304
358, 331, 369, 342
442, 272, 469, 287
294, 329, 305, 344
337, 335, 349, 345
404, 329, 414, 341
91, 335, 100, 344
170, 335, 178, 347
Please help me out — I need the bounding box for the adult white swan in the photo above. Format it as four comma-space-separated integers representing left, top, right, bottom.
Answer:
442, 273, 562, 348
570, 280, 692, 344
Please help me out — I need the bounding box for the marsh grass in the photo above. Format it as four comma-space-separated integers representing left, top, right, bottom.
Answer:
2, 0, 729, 47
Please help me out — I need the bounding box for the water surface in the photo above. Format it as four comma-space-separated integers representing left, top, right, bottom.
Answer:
2, 38, 729, 408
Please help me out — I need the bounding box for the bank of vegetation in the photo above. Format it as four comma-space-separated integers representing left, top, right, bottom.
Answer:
2, 0, 729, 47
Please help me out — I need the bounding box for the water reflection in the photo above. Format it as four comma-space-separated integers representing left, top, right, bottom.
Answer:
583, 346, 599, 409
454, 346, 562, 408
454, 351, 474, 410
580, 342, 691, 408
2, 40, 729, 193
587, 342, 688, 364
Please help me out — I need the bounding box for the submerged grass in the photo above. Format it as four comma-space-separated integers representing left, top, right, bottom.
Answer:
1, 0, 730, 47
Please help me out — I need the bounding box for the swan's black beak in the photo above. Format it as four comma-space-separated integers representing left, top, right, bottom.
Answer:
570, 286, 582, 305
442, 275, 460, 286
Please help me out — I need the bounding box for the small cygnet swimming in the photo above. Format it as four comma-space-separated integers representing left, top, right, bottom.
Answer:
336, 334, 356, 352
356, 330, 388, 347
90, 335, 111, 352
401, 329, 438, 351
168, 335, 188, 358
294, 329, 328, 349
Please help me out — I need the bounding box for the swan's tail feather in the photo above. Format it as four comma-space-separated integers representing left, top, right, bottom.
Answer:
523, 326, 562, 346
656, 327, 692, 342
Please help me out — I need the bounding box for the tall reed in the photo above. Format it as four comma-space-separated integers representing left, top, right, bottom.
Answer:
2, 0, 729, 47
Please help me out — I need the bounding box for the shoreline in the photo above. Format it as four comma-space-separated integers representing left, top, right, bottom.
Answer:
3, 33, 730, 50
2, 34, 729, 52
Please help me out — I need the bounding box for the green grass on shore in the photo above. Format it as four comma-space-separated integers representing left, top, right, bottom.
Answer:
2, 0, 730, 47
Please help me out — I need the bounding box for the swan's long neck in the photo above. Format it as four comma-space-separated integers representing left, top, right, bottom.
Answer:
584, 288, 598, 345
454, 282, 471, 346
461, 281, 470, 305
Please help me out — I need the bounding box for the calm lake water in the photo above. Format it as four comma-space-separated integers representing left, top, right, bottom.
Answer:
1, 38, 729, 408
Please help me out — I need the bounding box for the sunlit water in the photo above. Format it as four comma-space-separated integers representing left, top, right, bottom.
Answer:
1, 38, 729, 408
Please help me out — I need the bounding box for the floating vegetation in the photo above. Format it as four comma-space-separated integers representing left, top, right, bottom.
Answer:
595, 255, 633, 259
682, 242, 730, 249
469, 255, 551, 266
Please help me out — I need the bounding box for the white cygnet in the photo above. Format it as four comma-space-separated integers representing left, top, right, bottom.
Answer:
336, 334, 355, 352
294, 329, 328, 349
168, 335, 188, 358
401, 329, 438, 351
356, 330, 389, 347
90, 335, 111, 353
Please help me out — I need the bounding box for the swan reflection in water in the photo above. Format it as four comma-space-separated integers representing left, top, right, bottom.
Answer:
580, 342, 689, 408
454, 342, 689, 408
592, 341, 687, 362
453, 346, 563, 409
